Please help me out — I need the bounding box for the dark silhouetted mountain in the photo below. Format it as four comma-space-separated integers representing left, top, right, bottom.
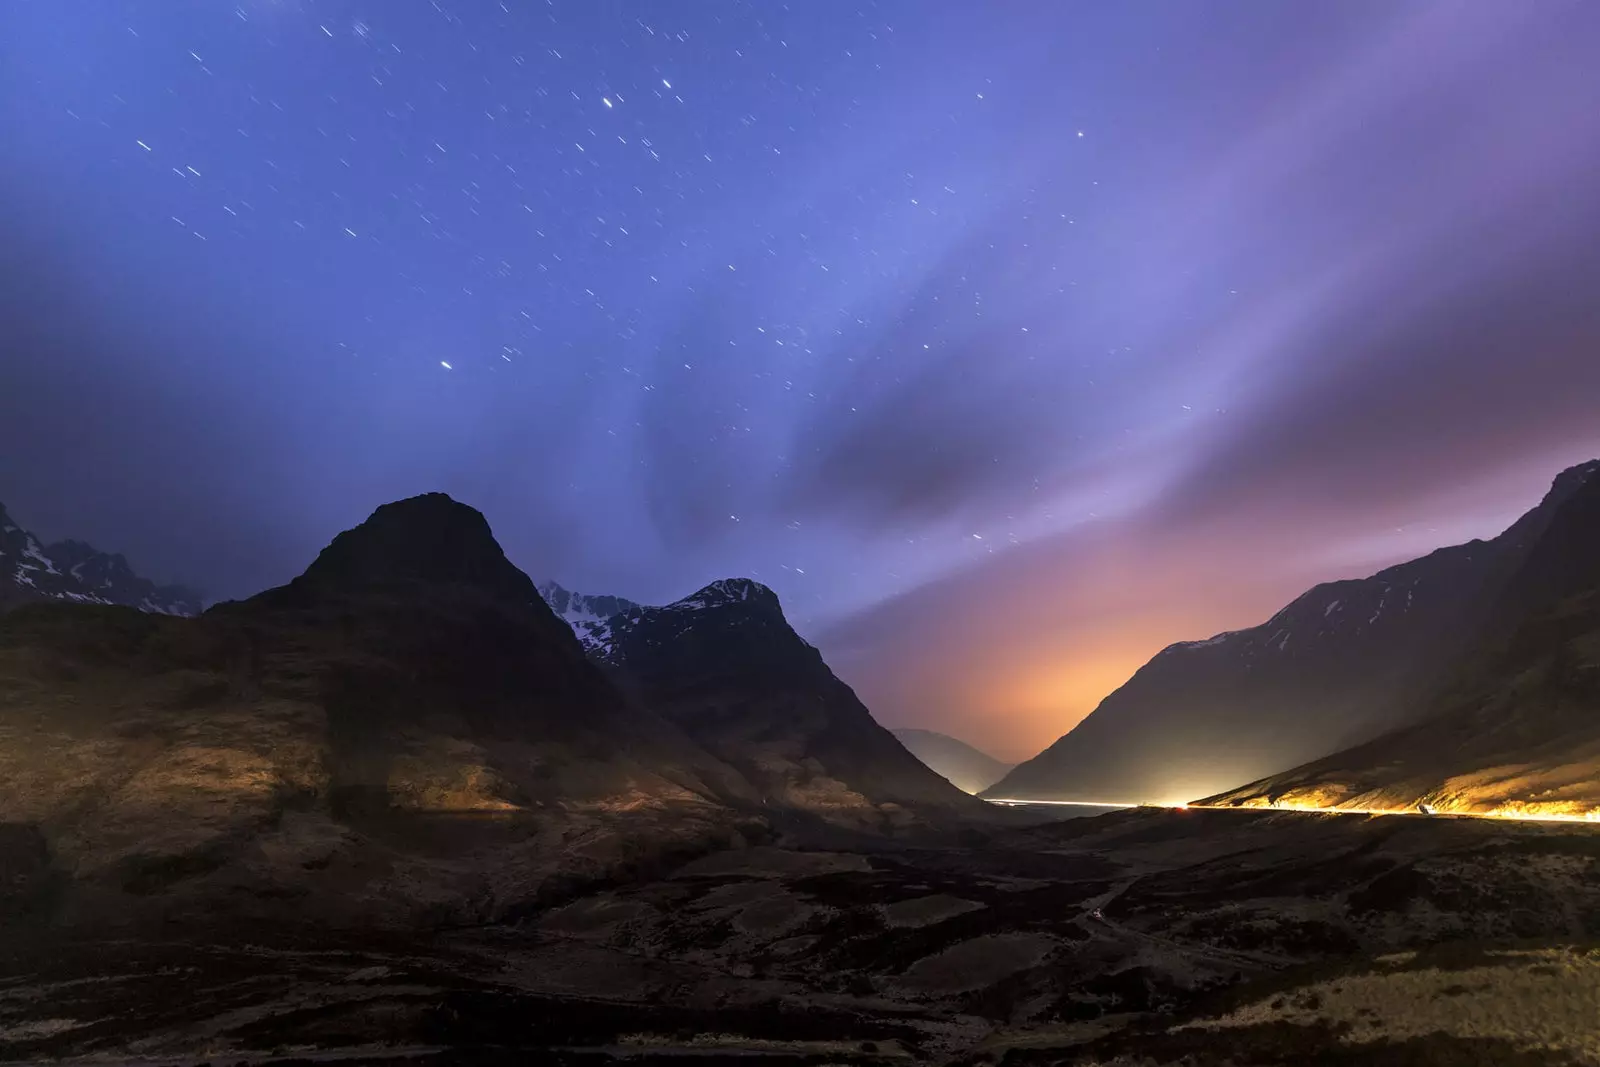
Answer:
1204, 459, 1600, 817
0, 493, 766, 933
988, 460, 1600, 805
285, 492, 548, 604
0, 502, 200, 615
892, 728, 1014, 794
224, 492, 756, 811
545, 577, 986, 827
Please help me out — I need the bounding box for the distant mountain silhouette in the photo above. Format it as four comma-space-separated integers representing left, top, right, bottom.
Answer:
0, 501, 200, 615
892, 728, 1014, 794
988, 460, 1600, 805
1205, 459, 1600, 817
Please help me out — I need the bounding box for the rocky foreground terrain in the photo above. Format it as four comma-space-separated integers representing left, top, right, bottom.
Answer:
2, 808, 1598, 1064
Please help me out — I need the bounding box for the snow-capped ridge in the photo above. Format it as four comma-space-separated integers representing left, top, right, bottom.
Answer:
536, 580, 640, 623
1167, 629, 1242, 653
0, 502, 200, 616
535, 579, 641, 658
537, 576, 782, 660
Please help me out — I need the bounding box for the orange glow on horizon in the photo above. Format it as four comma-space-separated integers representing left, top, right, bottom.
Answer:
830, 465, 1600, 764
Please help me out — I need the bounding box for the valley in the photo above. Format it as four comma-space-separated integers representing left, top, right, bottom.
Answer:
3, 471, 1599, 1065
5, 4, 1598, 1061
3, 808, 1597, 1065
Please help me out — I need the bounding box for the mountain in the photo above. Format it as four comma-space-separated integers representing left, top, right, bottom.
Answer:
536, 579, 642, 658
0, 493, 767, 933
543, 577, 986, 827
9, 494, 1600, 1063
1204, 459, 1600, 817
0, 502, 200, 615
891, 728, 1014, 794
987, 460, 1599, 805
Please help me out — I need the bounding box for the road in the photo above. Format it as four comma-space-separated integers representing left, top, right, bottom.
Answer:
986, 797, 1600, 825
1078, 880, 1291, 973
984, 798, 1139, 809
1187, 802, 1600, 825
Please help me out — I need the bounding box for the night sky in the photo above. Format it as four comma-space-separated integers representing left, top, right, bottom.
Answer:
3, 2, 1599, 759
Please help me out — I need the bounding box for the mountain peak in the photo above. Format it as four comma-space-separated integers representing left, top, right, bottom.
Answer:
294, 493, 539, 603
48, 539, 135, 579
1550, 458, 1600, 497
1528, 458, 1600, 515
543, 576, 979, 820
670, 577, 778, 612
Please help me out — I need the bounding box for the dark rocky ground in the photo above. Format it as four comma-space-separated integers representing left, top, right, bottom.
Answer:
4, 807, 1598, 1065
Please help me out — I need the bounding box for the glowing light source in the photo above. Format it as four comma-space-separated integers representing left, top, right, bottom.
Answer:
1197, 800, 1600, 824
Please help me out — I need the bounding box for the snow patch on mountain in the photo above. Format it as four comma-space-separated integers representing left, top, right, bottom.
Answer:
536, 580, 642, 656
1168, 629, 1242, 653
21, 538, 59, 574
664, 577, 770, 611
538, 577, 778, 657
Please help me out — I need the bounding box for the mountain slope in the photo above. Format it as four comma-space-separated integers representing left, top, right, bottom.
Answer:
0, 502, 199, 615
1204, 460, 1600, 817
0, 493, 763, 933
892, 728, 1014, 794
988, 460, 1598, 805
550, 578, 987, 827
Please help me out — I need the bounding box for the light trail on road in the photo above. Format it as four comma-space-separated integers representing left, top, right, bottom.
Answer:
984, 798, 1139, 809
985, 798, 1600, 825
1189, 802, 1600, 825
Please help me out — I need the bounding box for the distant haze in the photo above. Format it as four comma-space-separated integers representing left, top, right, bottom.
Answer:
891, 729, 1013, 794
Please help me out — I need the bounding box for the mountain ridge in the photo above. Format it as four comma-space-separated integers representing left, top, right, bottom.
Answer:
0, 491, 996, 938
987, 458, 1600, 805
1203, 458, 1600, 816
536, 579, 643, 657
0, 501, 200, 616
540, 577, 988, 826
0, 493, 766, 933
